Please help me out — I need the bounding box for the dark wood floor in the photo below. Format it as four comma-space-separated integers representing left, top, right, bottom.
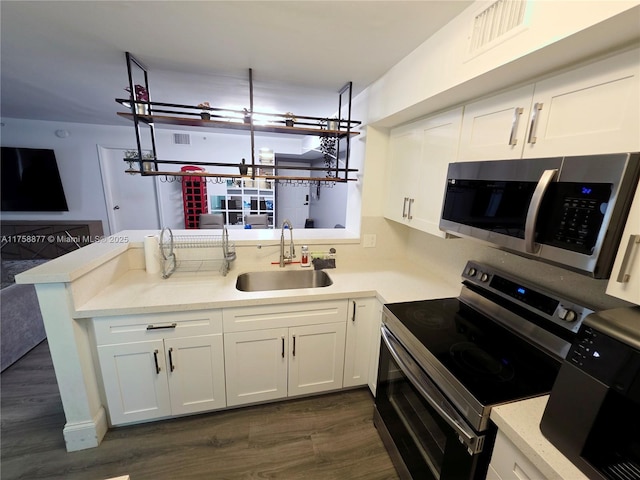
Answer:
1, 341, 399, 480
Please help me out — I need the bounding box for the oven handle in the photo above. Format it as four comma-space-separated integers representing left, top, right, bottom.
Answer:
381, 326, 485, 455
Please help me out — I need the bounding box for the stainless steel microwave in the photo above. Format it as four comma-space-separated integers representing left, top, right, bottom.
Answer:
439, 153, 640, 278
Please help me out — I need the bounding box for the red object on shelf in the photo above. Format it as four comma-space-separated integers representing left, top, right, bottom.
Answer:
181, 166, 208, 229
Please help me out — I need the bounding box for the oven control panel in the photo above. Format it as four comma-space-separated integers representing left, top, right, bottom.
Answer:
462, 261, 594, 334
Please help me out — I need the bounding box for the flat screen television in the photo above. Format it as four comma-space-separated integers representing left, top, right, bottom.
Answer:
1, 147, 69, 212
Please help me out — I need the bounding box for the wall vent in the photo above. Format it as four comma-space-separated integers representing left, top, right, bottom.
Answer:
469, 0, 527, 54
173, 133, 191, 145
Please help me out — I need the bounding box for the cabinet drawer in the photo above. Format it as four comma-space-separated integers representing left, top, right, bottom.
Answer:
93, 310, 222, 345
223, 300, 348, 332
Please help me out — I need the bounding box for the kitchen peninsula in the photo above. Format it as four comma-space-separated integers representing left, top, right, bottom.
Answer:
16, 230, 459, 452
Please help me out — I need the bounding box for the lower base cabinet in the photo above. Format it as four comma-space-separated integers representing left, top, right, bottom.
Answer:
224, 322, 346, 407
488, 430, 545, 480
93, 298, 382, 426
97, 334, 226, 425
93, 310, 226, 426
343, 297, 380, 390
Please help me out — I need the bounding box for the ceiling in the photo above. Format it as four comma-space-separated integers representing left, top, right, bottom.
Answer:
0, 1, 473, 127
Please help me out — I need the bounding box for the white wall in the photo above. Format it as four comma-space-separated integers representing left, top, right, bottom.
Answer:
0, 119, 319, 234
0, 119, 134, 231
365, 1, 640, 127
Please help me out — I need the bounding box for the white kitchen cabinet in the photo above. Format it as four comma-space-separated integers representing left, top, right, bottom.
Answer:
488, 430, 546, 480
343, 297, 377, 389
607, 184, 640, 305
224, 322, 346, 406
385, 107, 463, 237
166, 334, 226, 415
367, 299, 383, 396
385, 125, 422, 225
93, 310, 226, 425
97, 339, 172, 424
459, 48, 640, 161
521, 48, 640, 158
224, 327, 288, 406
458, 84, 535, 161
222, 300, 349, 407
288, 322, 346, 396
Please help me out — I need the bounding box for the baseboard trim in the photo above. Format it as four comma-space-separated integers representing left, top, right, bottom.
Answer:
63, 406, 108, 452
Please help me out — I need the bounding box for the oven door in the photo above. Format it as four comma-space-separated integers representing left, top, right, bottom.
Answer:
374, 325, 495, 480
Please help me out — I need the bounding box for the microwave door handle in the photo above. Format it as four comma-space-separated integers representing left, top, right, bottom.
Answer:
525, 168, 558, 253
381, 327, 484, 454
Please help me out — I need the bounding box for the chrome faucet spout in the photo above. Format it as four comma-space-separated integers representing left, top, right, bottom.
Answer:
279, 219, 295, 267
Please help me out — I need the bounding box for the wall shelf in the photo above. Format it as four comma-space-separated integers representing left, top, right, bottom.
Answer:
116, 112, 360, 139
117, 51, 361, 205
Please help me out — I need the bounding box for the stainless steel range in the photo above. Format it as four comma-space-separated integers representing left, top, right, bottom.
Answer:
374, 261, 595, 480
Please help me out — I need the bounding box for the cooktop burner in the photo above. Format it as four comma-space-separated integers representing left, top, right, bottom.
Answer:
449, 342, 516, 382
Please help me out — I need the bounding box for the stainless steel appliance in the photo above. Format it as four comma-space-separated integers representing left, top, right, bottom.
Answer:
540, 307, 640, 480
439, 153, 640, 278
374, 261, 595, 480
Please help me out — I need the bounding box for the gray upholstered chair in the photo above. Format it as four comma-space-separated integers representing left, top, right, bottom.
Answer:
244, 214, 269, 229
199, 213, 225, 229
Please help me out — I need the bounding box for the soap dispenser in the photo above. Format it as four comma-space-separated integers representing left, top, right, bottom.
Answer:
301, 245, 311, 267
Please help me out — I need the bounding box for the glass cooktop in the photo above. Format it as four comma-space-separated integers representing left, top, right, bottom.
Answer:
385, 298, 561, 406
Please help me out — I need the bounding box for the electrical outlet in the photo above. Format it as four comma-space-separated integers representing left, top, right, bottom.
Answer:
363, 234, 377, 248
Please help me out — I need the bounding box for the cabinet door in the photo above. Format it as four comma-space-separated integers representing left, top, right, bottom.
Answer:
343, 298, 376, 388
224, 328, 288, 407
166, 334, 226, 415
384, 126, 421, 224
458, 84, 535, 161
607, 185, 640, 304
522, 48, 640, 158
489, 431, 546, 480
97, 340, 171, 425
413, 107, 463, 237
288, 322, 346, 397
367, 300, 383, 396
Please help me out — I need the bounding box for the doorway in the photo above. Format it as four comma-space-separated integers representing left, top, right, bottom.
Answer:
98, 146, 161, 233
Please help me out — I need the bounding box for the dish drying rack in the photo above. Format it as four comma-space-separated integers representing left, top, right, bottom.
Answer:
159, 227, 236, 279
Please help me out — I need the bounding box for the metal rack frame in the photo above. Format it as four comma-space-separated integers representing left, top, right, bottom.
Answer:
159, 227, 235, 279
118, 52, 361, 184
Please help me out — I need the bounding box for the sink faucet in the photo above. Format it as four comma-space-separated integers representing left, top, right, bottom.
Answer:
279, 219, 295, 267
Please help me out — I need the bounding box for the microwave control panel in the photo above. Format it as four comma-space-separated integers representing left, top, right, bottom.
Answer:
538, 183, 612, 254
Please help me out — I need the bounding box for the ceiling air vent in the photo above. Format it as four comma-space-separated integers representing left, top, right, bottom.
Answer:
173, 133, 191, 145
469, 0, 527, 54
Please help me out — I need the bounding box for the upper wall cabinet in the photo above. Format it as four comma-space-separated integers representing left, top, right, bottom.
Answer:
606, 183, 640, 305
458, 48, 640, 161
385, 107, 463, 237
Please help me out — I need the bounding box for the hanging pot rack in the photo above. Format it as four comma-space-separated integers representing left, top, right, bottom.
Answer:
117, 52, 361, 183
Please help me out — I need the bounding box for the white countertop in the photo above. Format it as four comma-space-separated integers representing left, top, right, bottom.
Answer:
15, 231, 461, 317
73, 259, 460, 317
490, 396, 589, 480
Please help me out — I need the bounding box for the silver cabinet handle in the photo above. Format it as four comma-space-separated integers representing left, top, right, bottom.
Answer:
153, 349, 161, 374
527, 102, 543, 144
616, 234, 640, 283
509, 107, 524, 146
407, 198, 414, 220
147, 323, 177, 330
525, 169, 557, 253
402, 197, 409, 218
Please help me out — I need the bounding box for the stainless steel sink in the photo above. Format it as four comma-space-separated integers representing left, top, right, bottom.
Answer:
236, 270, 333, 292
